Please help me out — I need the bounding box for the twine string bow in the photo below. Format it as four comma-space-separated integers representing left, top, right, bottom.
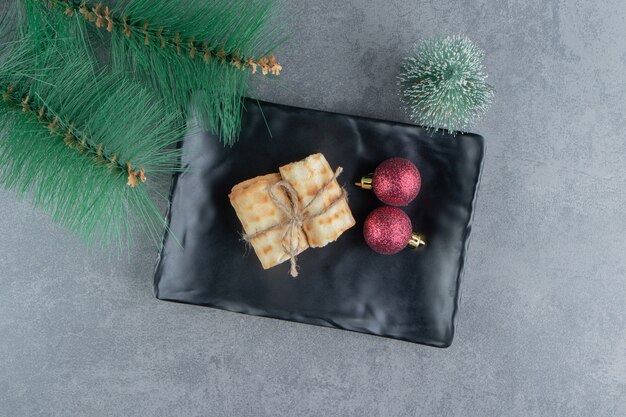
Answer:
243, 167, 346, 277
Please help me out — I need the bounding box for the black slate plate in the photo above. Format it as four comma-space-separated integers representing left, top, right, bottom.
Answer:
154, 99, 484, 347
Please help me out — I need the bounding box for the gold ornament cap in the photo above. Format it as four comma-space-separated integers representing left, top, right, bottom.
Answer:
354, 174, 373, 190
407, 233, 426, 250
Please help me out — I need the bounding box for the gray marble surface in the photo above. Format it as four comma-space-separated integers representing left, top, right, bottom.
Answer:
1, 0, 625, 416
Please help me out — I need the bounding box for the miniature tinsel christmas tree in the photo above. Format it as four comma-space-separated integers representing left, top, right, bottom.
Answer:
29, 0, 284, 145
399, 35, 494, 133
0, 16, 183, 248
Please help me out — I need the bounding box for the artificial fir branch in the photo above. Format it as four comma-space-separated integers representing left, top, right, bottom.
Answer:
45, 0, 282, 76
0, 30, 184, 247
1, 83, 140, 185
30, 0, 285, 145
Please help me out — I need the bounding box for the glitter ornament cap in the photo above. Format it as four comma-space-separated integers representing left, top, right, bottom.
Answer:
355, 157, 421, 206
408, 233, 427, 249
363, 206, 426, 255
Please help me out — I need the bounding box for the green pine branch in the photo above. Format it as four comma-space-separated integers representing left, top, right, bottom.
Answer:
30, 0, 285, 145
0, 29, 183, 248
50, 0, 282, 75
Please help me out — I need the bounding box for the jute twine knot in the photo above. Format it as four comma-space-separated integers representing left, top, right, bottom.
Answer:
243, 167, 347, 277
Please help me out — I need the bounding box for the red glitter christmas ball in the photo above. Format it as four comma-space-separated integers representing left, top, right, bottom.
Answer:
372, 158, 421, 206
363, 206, 412, 255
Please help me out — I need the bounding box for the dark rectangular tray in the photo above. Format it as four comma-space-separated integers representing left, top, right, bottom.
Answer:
154, 99, 484, 347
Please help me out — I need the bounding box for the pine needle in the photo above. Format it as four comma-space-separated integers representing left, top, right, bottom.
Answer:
0, 25, 183, 249
30, 0, 285, 145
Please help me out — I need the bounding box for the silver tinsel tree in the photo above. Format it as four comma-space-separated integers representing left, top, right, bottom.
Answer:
399, 35, 494, 133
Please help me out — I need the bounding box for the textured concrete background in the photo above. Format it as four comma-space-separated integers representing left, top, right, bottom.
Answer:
1, 0, 625, 416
